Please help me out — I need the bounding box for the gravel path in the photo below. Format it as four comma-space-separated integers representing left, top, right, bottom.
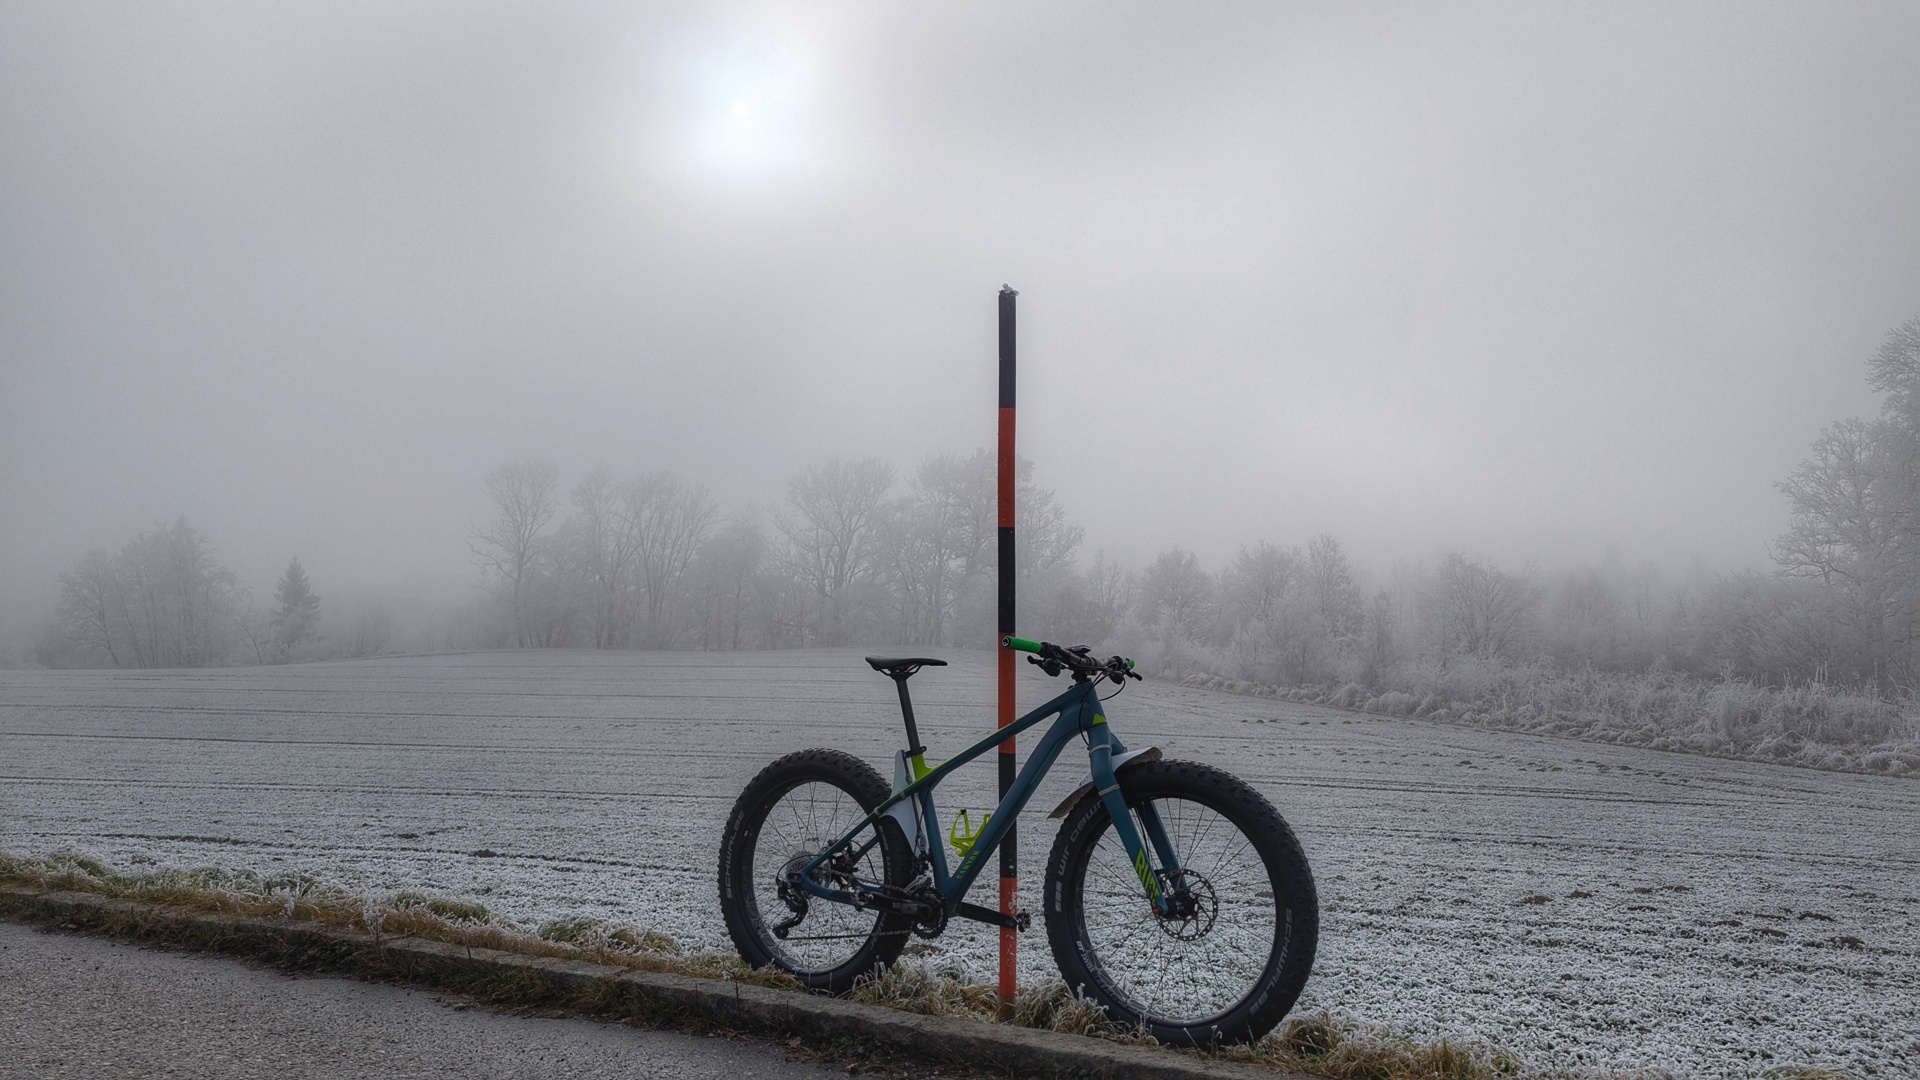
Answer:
0, 919, 835, 1080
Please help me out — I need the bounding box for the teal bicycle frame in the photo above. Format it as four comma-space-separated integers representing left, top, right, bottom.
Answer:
797, 675, 1184, 922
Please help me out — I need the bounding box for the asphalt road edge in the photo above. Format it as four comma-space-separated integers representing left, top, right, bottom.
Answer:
0, 886, 1295, 1080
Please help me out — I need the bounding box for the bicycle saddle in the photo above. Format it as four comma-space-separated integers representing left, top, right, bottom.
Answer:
864, 656, 947, 678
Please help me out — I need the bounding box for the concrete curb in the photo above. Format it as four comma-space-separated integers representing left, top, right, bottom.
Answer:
0, 886, 1296, 1080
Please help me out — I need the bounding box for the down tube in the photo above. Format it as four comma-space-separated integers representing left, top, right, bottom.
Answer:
945, 694, 1097, 900
799, 684, 1083, 904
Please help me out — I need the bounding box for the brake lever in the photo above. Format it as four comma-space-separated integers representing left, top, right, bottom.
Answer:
1026, 654, 1063, 678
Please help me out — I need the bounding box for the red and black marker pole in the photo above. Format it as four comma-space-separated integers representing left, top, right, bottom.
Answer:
996, 284, 1018, 1006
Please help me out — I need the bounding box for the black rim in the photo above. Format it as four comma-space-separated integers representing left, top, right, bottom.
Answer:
1066, 791, 1286, 1030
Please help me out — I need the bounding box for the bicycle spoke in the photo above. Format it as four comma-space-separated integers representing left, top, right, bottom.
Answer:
748, 779, 886, 976
1075, 795, 1277, 1025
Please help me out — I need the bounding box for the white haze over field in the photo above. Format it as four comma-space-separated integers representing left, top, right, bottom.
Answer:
4, 2, 1919, 639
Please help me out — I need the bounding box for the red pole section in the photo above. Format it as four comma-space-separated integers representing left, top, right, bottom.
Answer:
996, 284, 1018, 1008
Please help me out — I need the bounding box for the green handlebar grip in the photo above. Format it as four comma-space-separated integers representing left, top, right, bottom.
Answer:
1002, 636, 1042, 653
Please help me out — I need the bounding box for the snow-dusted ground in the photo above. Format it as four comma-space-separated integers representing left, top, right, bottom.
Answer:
1, 650, 1913, 1077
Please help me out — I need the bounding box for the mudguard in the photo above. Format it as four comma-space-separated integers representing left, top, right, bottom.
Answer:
1047, 745, 1162, 818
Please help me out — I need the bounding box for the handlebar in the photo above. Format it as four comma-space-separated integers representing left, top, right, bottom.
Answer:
1001, 635, 1141, 684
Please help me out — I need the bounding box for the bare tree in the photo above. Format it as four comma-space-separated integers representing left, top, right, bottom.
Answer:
1139, 547, 1215, 642
1307, 534, 1363, 641
907, 452, 991, 644
569, 466, 637, 648
1221, 541, 1298, 631
623, 472, 717, 646
1776, 419, 1892, 588
874, 496, 941, 644
1015, 459, 1085, 582
1362, 588, 1398, 683
468, 460, 560, 647
58, 517, 243, 668
1773, 318, 1920, 688
688, 517, 765, 650
1429, 552, 1540, 660
232, 604, 272, 666
1084, 551, 1133, 638
777, 458, 894, 643
55, 550, 122, 666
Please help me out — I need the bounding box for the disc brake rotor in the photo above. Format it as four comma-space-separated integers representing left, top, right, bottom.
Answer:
1156, 868, 1219, 942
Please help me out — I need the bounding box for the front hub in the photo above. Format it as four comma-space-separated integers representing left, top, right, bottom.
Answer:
1155, 869, 1219, 941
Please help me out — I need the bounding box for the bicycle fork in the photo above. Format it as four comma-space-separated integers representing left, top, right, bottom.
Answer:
1086, 722, 1183, 917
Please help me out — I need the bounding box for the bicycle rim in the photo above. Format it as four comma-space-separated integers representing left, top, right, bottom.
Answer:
747, 779, 892, 975
1072, 796, 1279, 1025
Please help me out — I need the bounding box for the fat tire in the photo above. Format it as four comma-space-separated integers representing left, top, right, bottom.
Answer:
1043, 758, 1318, 1046
718, 748, 913, 993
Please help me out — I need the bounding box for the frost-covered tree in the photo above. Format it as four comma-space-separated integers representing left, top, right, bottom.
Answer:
776, 459, 895, 644
1775, 318, 1920, 688
56, 549, 123, 667
270, 558, 321, 660
568, 466, 636, 648
1139, 547, 1216, 641
1221, 541, 1297, 631
622, 472, 717, 647
1427, 552, 1540, 660
687, 518, 766, 650
469, 460, 560, 647
53, 517, 242, 667
1013, 461, 1085, 585
1306, 534, 1363, 642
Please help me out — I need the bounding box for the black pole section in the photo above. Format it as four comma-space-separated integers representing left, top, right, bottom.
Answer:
996, 284, 1017, 1003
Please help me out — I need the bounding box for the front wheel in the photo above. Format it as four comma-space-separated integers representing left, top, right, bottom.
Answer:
718, 749, 913, 993
1044, 759, 1318, 1046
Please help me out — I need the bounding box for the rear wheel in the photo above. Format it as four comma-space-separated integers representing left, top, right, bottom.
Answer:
1043, 758, 1317, 1045
718, 749, 913, 992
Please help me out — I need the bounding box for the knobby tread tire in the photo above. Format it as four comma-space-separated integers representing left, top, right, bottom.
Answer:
1043, 758, 1318, 1046
718, 748, 913, 993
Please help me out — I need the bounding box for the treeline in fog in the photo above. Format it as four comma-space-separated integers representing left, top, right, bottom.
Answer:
32, 320, 1920, 773
37, 526, 445, 668
461, 452, 1081, 653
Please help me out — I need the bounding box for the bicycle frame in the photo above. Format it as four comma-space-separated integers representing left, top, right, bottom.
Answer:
797, 676, 1185, 920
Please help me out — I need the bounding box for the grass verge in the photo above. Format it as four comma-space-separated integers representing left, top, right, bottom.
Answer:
0, 851, 1859, 1080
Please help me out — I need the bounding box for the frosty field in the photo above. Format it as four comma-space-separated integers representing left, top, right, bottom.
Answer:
1, 650, 1914, 1077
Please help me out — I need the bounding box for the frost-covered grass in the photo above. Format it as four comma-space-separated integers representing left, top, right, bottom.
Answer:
1, 649, 1911, 1077
0, 850, 791, 985
1, 851, 1528, 1080
1177, 658, 1920, 777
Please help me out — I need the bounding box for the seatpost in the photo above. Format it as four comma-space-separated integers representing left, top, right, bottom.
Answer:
891, 674, 927, 760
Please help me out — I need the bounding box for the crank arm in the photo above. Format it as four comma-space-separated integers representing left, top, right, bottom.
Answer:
953, 901, 1030, 931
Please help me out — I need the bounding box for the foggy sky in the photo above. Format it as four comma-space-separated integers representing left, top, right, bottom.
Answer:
4, 2, 1919, 636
